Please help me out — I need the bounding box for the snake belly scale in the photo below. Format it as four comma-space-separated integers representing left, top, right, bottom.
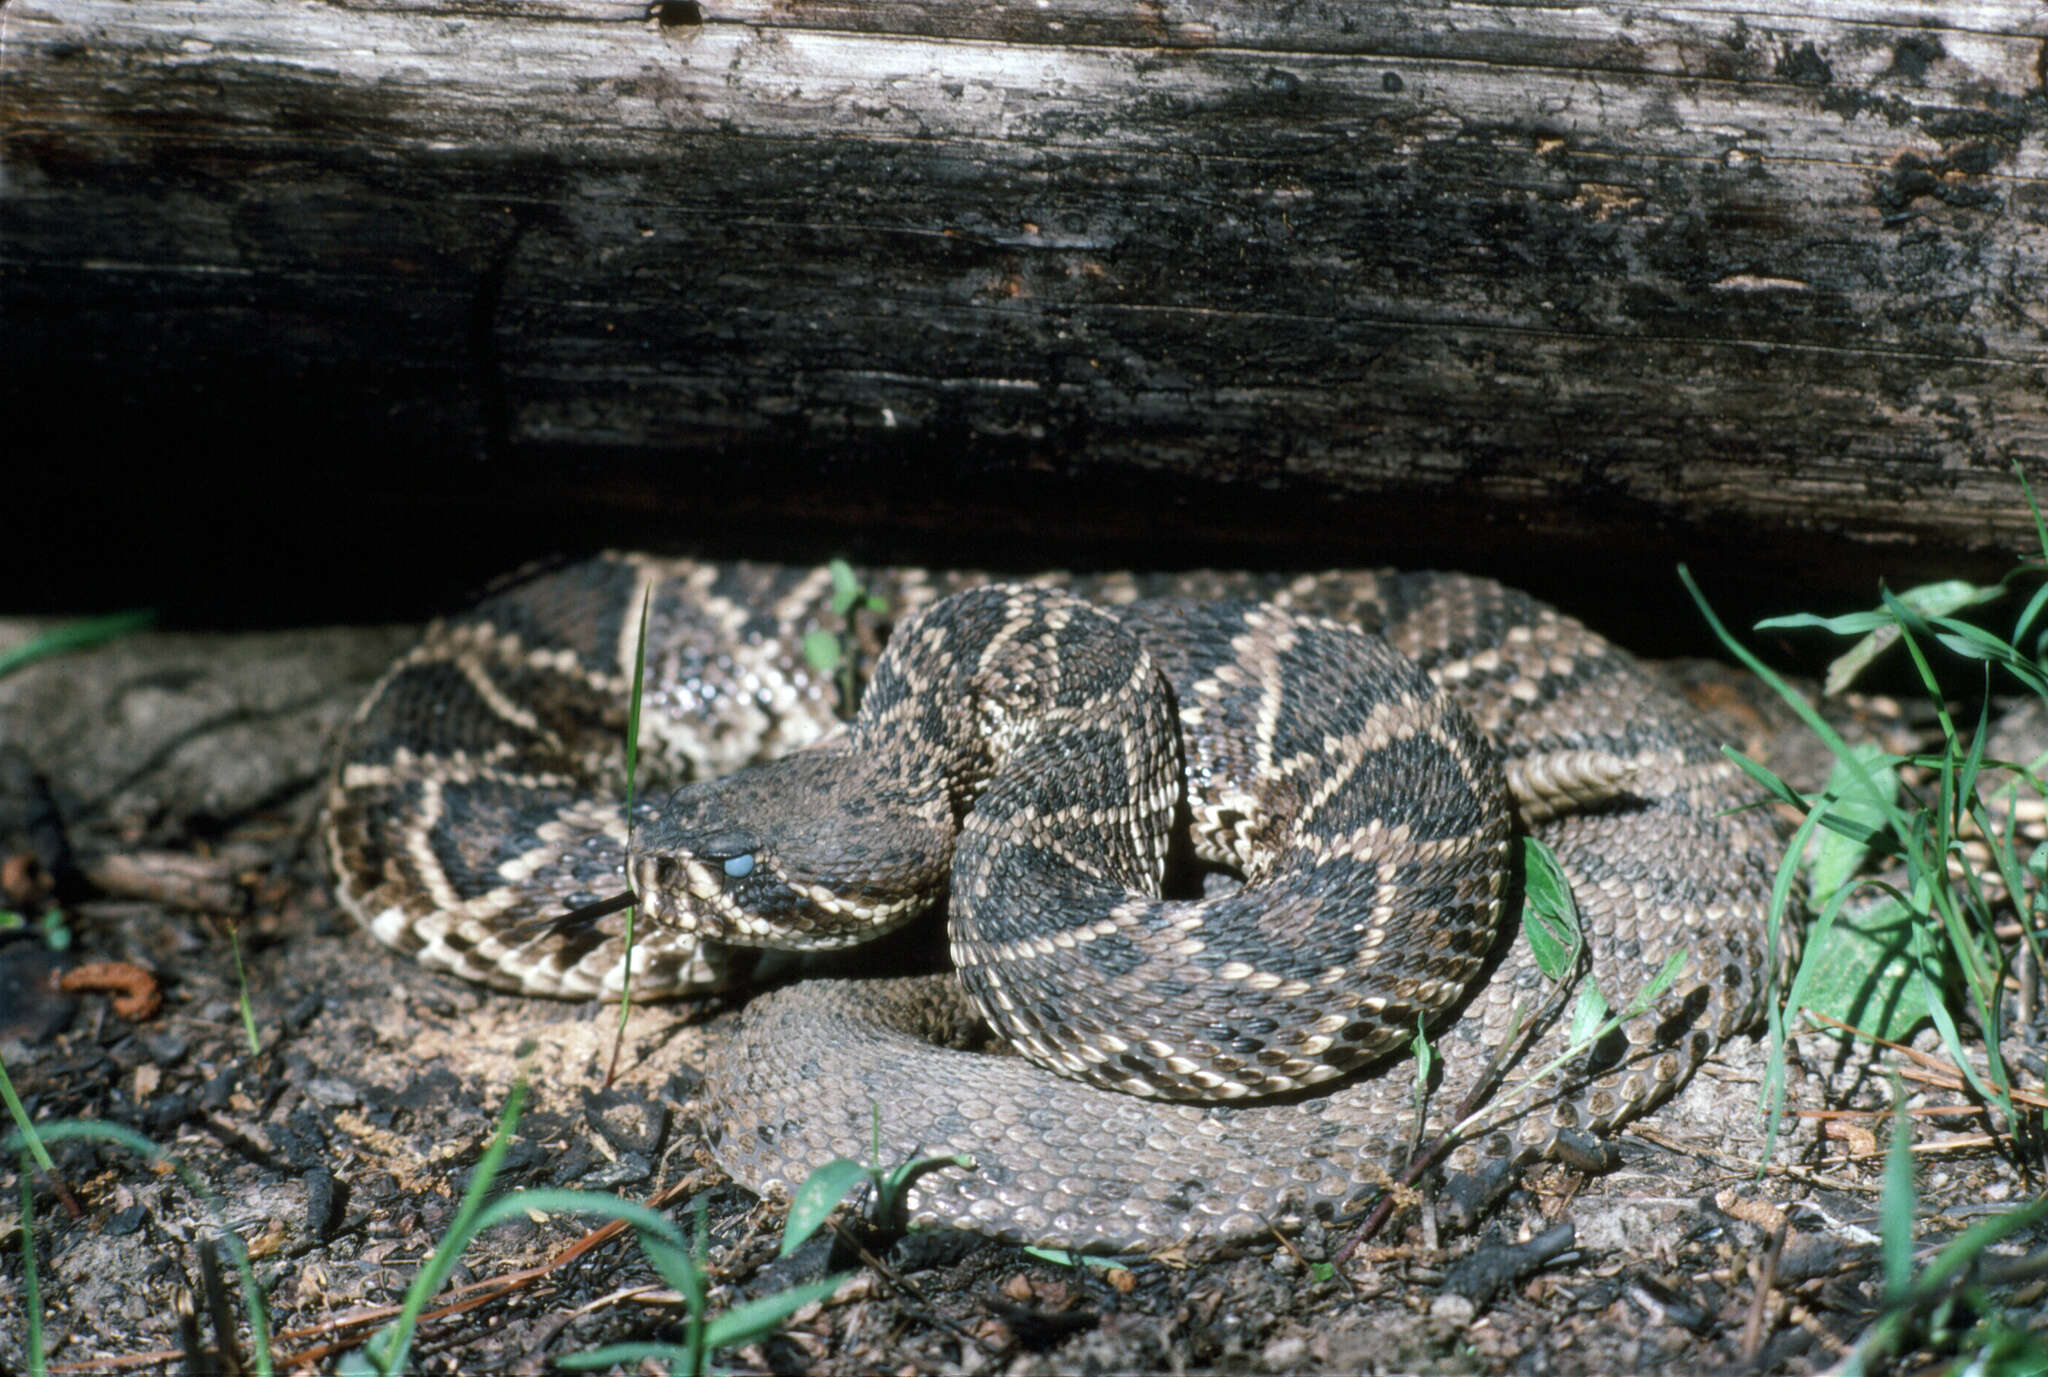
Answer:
324, 553, 1779, 1252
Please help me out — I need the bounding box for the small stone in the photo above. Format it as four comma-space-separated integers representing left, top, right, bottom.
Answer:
1430, 1293, 1477, 1328
285, 992, 324, 1032
579, 1152, 651, 1191
303, 1077, 360, 1108
142, 1031, 191, 1064
1259, 1335, 1308, 1370
199, 1068, 237, 1110
1001, 1273, 1034, 1302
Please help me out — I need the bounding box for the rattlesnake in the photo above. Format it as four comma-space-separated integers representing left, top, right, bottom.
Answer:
324, 553, 1779, 1252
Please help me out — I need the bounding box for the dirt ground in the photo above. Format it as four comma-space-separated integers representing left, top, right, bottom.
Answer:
0, 616, 2041, 1375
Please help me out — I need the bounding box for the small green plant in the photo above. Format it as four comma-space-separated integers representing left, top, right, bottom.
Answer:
0, 909, 71, 950
1827, 1092, 2048, 1376
338, 1079, 857, 1377
228, 921, 263, 1056
1681, 539, 2045, 1159
778, 1106, 975, 1251
800, 559, 889, 719
1446, 836, 1687, 1142
559, 1195, 850, 1377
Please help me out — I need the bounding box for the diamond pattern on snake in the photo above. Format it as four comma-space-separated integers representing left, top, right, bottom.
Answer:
324, 553, 1778, 1252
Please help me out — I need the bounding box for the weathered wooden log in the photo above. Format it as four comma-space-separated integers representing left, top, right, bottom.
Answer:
5, 1, 2045, 622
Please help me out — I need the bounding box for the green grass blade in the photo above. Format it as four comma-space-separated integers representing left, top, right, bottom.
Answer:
1619, 949, 1688, 1020
0, 1054, 56, 1174
0, 610, 157, 680
1021, 1246, 1128, 1272
1880, 1090, 1916, 1301
2013, 580, 2048, 654
230, 924, 262, 1056
370, 1081, 529, 1374
1721, 748, 1903, 856
1682, 566, 1910, 834
615, 585, 653, 1042
702, 1272, 851, 1350
1879, 588, 1962, 744
556, 1340, 693, 1371
686, 1198, 709, 1377
1955, 692, 1990, 837
2017, 460, 2048, 569
638, 1234, 702, 1300
20, 1151, 45, 1377
467, 1188, 688, 1250
1758, 801, 1828, 1165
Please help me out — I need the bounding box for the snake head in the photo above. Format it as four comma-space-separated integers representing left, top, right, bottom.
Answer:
629, 750, 951, 950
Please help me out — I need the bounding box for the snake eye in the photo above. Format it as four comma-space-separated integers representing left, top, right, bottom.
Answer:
722, 853, 756, 879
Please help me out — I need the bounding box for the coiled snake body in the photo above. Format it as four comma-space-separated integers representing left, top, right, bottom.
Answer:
325, 554, 1778, 1252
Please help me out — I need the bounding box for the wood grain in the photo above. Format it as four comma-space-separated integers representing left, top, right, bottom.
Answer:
5, 0, 2045, 614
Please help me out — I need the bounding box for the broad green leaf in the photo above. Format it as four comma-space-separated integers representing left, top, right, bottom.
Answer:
1799, 898, 1936, 1044
1519, 837, 1580, 982
1020, 1246, 1125, 1271
1566, 986, 1610, 1049
1807, 746, 1901, 908
827, 558, 863, 615
1410, 1014, 1435, 1088
780, 1157, 870, 1257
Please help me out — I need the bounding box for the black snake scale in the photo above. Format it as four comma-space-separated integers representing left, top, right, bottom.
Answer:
324, 554, 1780, 1252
